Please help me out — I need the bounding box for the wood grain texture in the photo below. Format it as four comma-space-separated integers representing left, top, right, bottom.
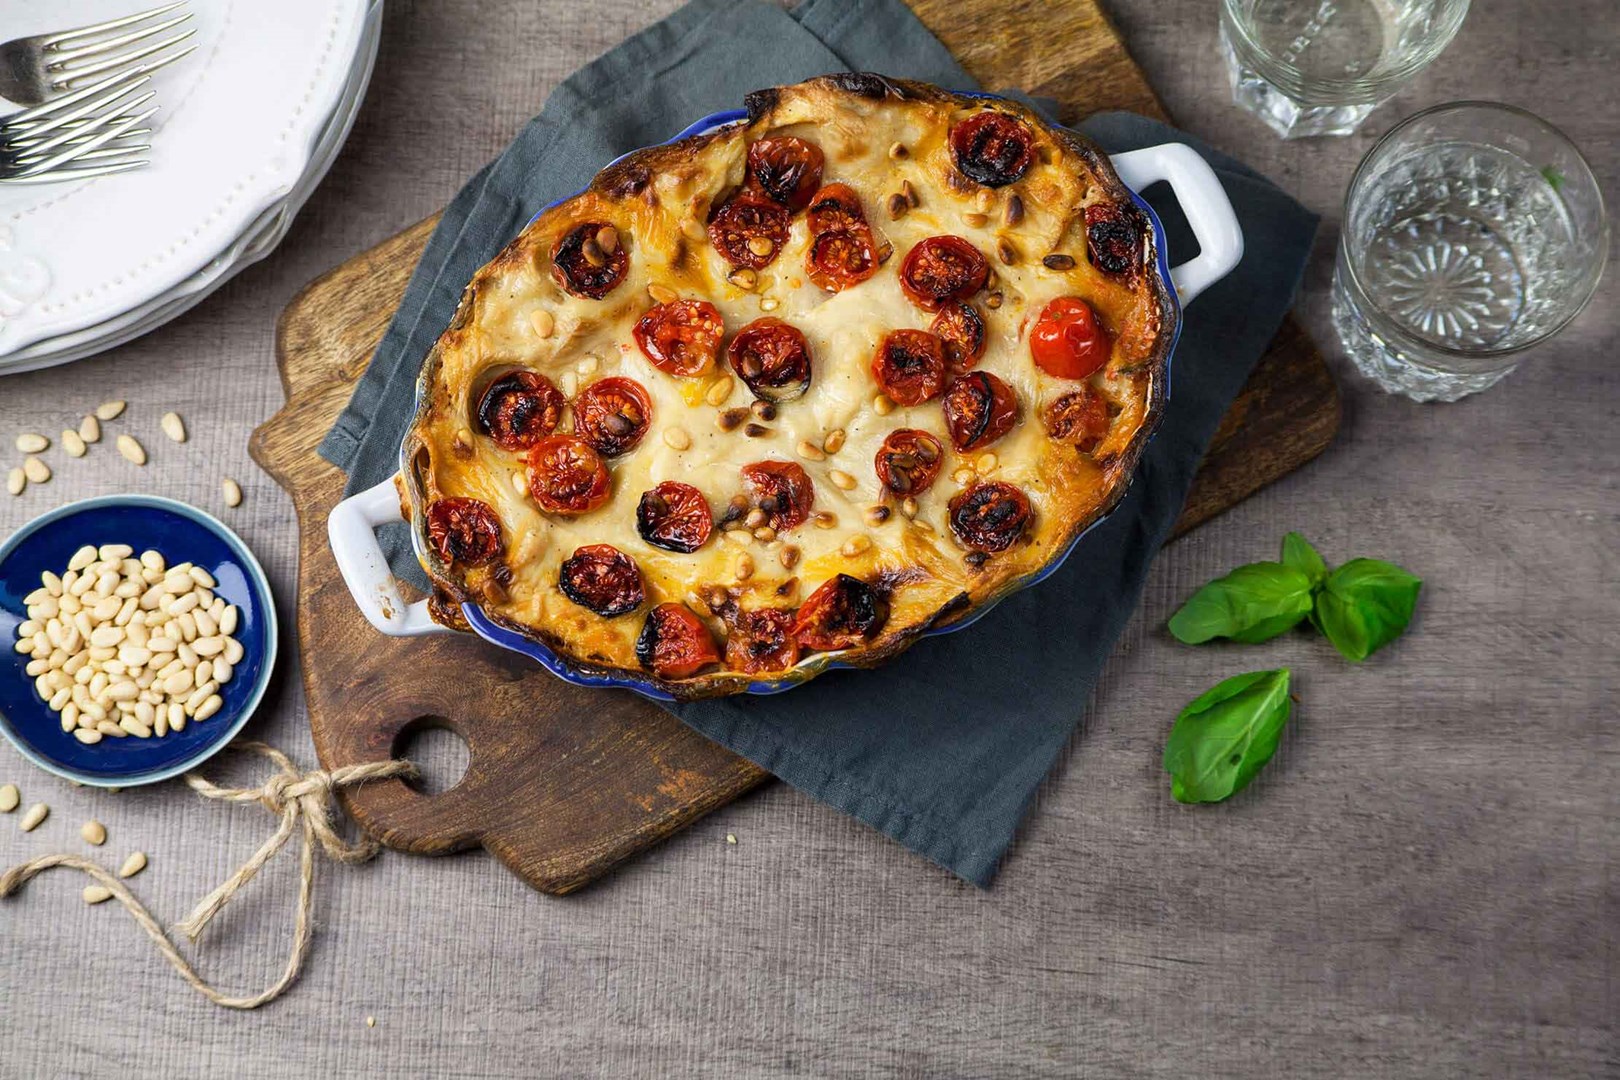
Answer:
249, 0, 1338, 896
2, 1, 1613, 1076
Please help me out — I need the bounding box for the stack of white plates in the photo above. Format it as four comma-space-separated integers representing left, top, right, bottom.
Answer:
0, 0, 382, 375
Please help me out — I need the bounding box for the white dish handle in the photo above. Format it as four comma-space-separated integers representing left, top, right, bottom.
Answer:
327, 476, 446, 637
1109, 143, 1244, 306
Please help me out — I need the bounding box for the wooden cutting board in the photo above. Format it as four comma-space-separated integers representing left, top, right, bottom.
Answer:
249, 0, 1340, 895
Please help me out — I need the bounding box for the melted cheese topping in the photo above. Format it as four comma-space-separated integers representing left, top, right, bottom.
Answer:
405, 78, 1169, 694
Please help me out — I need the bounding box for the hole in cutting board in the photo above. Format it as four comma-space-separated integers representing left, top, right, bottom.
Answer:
392, 718, 470, 796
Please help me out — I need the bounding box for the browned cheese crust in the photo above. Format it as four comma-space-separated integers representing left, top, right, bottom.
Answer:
400, 74, 1176, 698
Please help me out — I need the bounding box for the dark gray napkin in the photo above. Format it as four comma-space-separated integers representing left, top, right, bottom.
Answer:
319, 0, 1319, 886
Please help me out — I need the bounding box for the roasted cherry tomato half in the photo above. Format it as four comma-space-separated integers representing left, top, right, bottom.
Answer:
636, 481, 714, 553
558, 544, 645, 618
948, 481, 1033, 553
746, 136, 825, 212
949, 111, 1035, 188
1043, 388, 1111, 452
874, 429, 944, 496
707, 193, 790, 270
634, 299, 724, 378
807, 229, 878, 293
724, 607, 802, 674
942, 371, 1020, 452
635, 603, 722, 679
474, 370, 565, 452
899, 235, 990, 312
727, 317, 813, 402
426, 497, 502, 567
805, 182, 868, 234
742, 460, 815, 531
931, 301, 986, 370
572, 376, 653, 457
793, 574, 890, 653
1029, 296, 1111, 381
550, 221, 628, 299
525, 435, 611, 515
871, 329, 948, 406
1084, 201, 1142, 277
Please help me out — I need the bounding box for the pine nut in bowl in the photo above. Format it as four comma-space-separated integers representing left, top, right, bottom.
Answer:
0, 495, 277, 787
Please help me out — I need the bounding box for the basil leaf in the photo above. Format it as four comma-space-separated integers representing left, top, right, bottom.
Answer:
1164, 668, 1293, 804
1313, 558, 1423, 662
1167, 562, 1315, 645
1280, 531, 1328, 587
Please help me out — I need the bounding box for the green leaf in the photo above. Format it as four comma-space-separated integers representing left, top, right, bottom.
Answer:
1280, 532, 1328, 587
1168, 562, 1315, 645
1163, 668, 1293, 804
1541, 165, 1566, 192
1313, 558, 1423, 662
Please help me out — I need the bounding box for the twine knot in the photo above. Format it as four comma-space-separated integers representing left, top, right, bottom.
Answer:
0, 741, 416, 1010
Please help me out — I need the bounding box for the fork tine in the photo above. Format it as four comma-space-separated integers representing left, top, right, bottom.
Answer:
15, 143, 151, 168
11, 106, 157, 178
7, 122, 153, 151
40, 3, 188, 48
6, 91, 155, 159
48, 12, 192, 66
1, 80, 152, 146
2, 159, 149, 185
51, 29, 197, 88
0, 66, 148, 129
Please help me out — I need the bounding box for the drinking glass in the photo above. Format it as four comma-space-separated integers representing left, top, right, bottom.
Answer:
1331, 102, 1608, 402
1220, 0, 1470, 138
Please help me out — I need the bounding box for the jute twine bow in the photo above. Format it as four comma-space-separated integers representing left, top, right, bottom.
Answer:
0, 741, 415, 1010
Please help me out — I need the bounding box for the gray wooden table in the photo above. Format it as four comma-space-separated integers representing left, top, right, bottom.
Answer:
1, 2, 1615, 1076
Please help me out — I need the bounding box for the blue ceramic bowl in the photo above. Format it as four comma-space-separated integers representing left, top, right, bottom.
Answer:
0, 496, 278, 786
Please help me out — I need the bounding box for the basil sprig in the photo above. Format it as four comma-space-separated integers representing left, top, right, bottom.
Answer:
1312, 558, 1422, 662
1168, 533, 1421, 663
1163, 668, 1293, 804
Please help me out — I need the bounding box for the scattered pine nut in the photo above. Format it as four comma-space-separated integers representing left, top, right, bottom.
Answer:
22, 457, 49, 483
647, 283, 677, 305
82, 885, 113, 905
117, 435, 146, 465
79, 415, 101, 443
95, 400, 126, 421
118, 851, 147, 878
0, 784, 18, 812
20, 802, 47, 832
841, 535, 872, 557
795, 440, 826, 462
822, 429, 847, 454
15, 432, 48, 453
366, 1016, 377, 1028
828, 469, 856, 491
528, 309, 555, 338
6, 468, 22, 496
963, 212, 989, 229
160, 412, 187, 443
872, 394, 895, 417
704, 375, 734, 407
80, 819, 107, 846
62, 429, 87, 457
222, 478, 243, 508
662, 426, 691, 451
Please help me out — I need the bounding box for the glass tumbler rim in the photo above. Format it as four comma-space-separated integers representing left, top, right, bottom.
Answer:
1219, 0, 1471, 104
1338, 99, 1610, 362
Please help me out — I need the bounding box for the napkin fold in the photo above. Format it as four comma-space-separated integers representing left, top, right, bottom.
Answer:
319, 0, 1318, 886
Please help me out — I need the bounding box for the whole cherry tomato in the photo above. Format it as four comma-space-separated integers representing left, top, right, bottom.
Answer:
1029, 297, 1110, 380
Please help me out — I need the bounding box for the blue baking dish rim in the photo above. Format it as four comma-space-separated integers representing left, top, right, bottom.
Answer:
443, 100, 1184, 701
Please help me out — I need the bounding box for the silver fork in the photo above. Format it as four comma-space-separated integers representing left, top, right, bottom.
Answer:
0, 3, 195, 108
0, 70, 159, 183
